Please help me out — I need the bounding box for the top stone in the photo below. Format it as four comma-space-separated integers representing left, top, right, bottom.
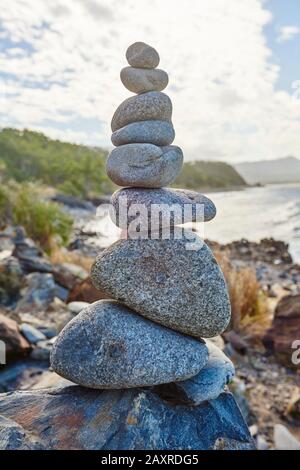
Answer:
126, 42, 160, 69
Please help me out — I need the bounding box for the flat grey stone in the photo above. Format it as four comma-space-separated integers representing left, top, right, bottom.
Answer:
111, 92, 172, 132
126, 41, 159, 69
106, 144, 183, 188
91, 231, 231, 338
110, 187, 216, 230
155, 340, 235, 405
20, 323, 46, 344
51, 300, 209, 389
0, 386, 255, 450
111, 120, 175, 147
120, 67, 168, 94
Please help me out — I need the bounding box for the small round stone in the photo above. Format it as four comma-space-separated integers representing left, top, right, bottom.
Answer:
106, 144, 183, 188
126, 42, 160, 69
110, 187, 216, 230
111, 121, 175, 147
50, 299, 209, 389
111, 92, 172, 132
91, 232, 231, 339
120, 67, 168, 94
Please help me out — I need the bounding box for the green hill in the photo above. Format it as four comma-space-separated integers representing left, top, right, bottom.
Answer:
0, 128, 114, 197
173, 160, 247, 190
0, 128, 246, 195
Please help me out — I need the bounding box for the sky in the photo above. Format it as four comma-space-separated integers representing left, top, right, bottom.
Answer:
0, 0, 300, 163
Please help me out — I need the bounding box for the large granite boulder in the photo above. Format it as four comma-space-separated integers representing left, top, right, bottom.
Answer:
91, 232, 231, 339
0, 385, 255, 450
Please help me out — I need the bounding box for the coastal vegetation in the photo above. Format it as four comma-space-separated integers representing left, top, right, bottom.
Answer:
0, 182, 73, 253
0, 128, 246, 196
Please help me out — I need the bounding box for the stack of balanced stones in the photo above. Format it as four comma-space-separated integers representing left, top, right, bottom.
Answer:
51, 42, 234, 405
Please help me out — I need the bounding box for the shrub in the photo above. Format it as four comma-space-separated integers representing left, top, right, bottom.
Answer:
0, 182, 73, 253
215, 251, 270, 335
0, 128, 114, 198
12, 184, 73, 253
0, 186, 11, 229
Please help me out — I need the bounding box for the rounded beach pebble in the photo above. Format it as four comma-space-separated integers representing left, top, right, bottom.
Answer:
111, 120, 175, 147
120, 67, 168, 94
110, 187, 216, 229
111, 92, 172, 132
50, 300, 209, 389
91, 232, 231, 339
126, 42, 160, 69
106, 143, 183, 188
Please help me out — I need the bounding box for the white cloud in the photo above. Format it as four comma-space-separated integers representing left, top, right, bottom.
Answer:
0, 0, 300, 162
277, 25, 300, 43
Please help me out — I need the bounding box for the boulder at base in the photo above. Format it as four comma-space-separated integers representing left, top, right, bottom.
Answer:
0, 385, 254, 450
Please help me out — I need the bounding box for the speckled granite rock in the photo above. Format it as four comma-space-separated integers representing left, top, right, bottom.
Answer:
111, 120, 175, 147
126, 41, 159, 69
51, 300, 209, 389
155, 340, 235, 405
106, 144, 183, 188
111, 92, 172, 132
110, 187, 216, 229
0, 386, 255, 450
120, 67, 168, 94
91, 232, 231, 338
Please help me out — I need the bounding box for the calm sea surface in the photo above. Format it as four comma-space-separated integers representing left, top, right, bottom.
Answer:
88, 183, 300, 264
203, 183, 300, 263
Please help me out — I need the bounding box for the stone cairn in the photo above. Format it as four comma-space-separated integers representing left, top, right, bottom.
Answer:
51, 42, 235, 410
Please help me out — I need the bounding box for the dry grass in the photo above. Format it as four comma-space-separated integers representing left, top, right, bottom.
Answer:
215, 250, 271, 336
50, 244, 93, 272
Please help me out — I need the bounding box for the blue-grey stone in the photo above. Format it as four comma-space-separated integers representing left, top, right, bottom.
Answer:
91, 231, 231, 339
0, 386, 255, 450
20, 324, 46, 345
110, 187, 216, 229
155, 341, 235, 405
111, 120, 175, 147
106, 144, 183, 188
111, 92, 172, 132
50, 300, 209, 389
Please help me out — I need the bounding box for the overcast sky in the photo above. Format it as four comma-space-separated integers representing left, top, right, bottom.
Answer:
0, 0, 300, 162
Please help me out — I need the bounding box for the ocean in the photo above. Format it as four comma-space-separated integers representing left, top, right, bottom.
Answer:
203, 183, 300, 263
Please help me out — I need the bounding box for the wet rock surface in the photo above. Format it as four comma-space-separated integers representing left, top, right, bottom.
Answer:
0, 386, 254, 450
